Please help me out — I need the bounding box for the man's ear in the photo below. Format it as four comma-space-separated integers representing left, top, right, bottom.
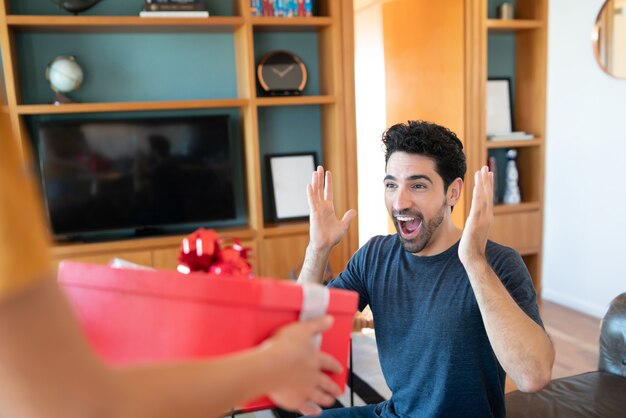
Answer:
447, 177, 463, 206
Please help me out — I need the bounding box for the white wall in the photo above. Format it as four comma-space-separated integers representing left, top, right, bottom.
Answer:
354, 1, 389, 246
542, 0, 626, 317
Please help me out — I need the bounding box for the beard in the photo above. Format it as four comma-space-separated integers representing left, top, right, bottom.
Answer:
393, 203, 446, 254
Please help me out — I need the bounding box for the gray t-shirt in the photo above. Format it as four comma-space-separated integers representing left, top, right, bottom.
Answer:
328, 235, 542, 418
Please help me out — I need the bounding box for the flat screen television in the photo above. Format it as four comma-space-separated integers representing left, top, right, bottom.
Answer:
36, 114, 239, 241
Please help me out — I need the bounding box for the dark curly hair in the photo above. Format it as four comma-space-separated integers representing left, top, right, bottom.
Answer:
382, 120, 466, 191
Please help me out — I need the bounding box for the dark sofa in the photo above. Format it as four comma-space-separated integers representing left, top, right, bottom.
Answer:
506, 292, 626, 417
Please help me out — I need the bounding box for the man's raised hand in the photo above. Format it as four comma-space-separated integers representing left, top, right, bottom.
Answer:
307, 166, 356, 252
459, 166, 494, 265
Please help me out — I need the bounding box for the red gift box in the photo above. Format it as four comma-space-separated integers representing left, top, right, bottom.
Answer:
57, 261, 358, 411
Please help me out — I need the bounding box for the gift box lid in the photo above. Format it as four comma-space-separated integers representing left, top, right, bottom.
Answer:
58, 261, 357, 315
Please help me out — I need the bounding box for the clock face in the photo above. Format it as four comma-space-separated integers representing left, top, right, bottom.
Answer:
257, 51, 307, 95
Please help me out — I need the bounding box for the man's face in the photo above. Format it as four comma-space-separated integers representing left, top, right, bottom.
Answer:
384, 151, 450, 254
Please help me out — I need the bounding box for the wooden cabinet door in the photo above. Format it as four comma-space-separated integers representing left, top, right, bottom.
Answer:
259, 234, 309, 280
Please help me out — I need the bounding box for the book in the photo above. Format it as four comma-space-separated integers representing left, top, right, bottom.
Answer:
146, 0, 201, 3
261, 0, 273, 16
304, 0, 313, 16
274, 0, 286, 16
487, 155, 499, 203
144, 3, 205, 11
250, 0, 262, 16
290, 0, 305, 17
487, 131, 535, 141
253, 0, 314, 18
139, 10, 209, 17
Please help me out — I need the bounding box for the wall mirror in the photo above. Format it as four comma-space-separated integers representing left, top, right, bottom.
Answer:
593, 0, 626, 78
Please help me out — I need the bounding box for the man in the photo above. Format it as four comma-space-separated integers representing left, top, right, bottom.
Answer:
0, 117, 341, 417
299, 120, 554, 417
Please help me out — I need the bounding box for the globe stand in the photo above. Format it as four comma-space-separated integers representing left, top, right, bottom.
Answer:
52, 92, 75, 105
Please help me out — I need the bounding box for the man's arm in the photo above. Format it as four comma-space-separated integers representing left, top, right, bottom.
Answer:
298, 166, 356, 285
459, 167, 554, 393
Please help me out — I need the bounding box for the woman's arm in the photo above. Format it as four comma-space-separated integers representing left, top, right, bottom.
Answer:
0, 277, 342, 418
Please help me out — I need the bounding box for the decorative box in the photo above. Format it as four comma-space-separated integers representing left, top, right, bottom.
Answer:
58, 261, 358, 411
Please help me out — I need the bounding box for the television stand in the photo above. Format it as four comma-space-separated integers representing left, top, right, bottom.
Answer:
49, 227, 257, 274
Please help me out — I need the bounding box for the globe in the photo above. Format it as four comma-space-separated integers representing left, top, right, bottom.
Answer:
45, 55, 84, 104
51, 0, 102, 14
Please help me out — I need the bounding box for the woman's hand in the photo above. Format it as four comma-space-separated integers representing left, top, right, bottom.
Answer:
264, 315, 343, 415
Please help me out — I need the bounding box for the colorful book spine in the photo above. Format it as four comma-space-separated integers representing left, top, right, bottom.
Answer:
250, 0, 262, 16
253, 0, 313, 17
488, 155, 499, 203
304, 0, 313, 16
274, 0, 286, 16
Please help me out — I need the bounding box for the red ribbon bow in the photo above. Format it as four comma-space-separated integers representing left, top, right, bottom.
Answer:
177, 228, 253, 277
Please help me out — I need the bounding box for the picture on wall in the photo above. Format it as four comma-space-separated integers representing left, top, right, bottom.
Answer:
267, 152, 317, 221
486, 78, 513, 135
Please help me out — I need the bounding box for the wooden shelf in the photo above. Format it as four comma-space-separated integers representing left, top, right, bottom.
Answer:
251, 16, 332, 32
5, 15, 244, 33
516, 246, 541, 256
17, 99, 248, 115
484, 1, 547, 292
1, 0, 358, 280
494, 202, 541, 215
262, 222, 309, 237
486, 19, 543, 32
51, 226, 257, 257
256, 95, 335, 106
4, 15, 333, 34
486, 138, 542, 149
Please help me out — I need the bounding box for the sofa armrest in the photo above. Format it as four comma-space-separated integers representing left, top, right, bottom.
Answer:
505, 371, 626, 418
599, 292, 626, 377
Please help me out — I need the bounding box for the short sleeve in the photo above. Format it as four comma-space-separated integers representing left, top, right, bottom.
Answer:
0, 129, 52, 301
488, 243, 543, 328
327, 244, 370, 312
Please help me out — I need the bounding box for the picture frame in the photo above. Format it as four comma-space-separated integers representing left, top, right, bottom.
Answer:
266, 152, 317, 221
486, 78, 514, 135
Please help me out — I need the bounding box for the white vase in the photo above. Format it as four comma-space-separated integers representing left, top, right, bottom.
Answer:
503, 149, 521, 205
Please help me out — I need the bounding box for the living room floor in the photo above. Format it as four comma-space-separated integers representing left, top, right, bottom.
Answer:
541, 300, 601, 379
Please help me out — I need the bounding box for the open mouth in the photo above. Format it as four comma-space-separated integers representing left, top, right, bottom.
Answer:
396, 215, 421, 240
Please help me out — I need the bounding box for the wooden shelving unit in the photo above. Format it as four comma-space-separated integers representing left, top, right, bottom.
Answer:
5, 15, 245, 32
16, 99, 249, 115
486, 18, 542, 31
486, 137, 542, 149
0, 0, 359, 279
262, 221, 309, 237
493, 201, 541, 215
251, 16, 332, 31
468, 0, 548, 295
382, 0, 547, 295
256, 94, 335, 106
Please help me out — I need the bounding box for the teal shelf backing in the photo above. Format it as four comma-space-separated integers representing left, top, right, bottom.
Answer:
16, 32, 238, 104
257, 105, 323, 221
